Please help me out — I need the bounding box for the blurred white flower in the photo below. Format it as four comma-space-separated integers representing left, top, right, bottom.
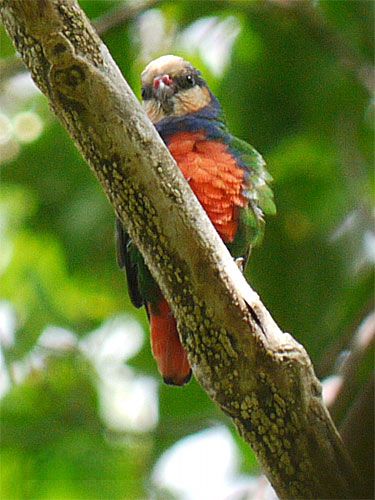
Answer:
0, 138, 20, 165
99, 370, 158, 433
4, 72, 40, 103
80, 314, 144, 367
0, 302, 15, 398
137, 11, 240, 77
138, 9, 174, 62
153, 426, 239, 500
363, 229, 375, 264
331, 209, 375, 273
0, 301, 16, 348
0, 111, 20, 165
0, 112, 13, 145
81, 315, 158, 433
38, 326, 77, 351
178, 16, 241, 76
152, 425, 278, 500
12, 111, 43, 143
322, 375, 343, 408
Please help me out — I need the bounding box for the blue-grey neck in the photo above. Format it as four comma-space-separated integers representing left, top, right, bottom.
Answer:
156, 91, 227, 142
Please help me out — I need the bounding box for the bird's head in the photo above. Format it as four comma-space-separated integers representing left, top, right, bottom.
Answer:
141, 55, 213, 124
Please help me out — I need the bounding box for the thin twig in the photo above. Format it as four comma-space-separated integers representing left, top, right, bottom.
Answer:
94, 0, 159, 36
327, 311, 375, 424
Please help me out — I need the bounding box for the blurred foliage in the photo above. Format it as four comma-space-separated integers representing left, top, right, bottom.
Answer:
0, 0, 373, 498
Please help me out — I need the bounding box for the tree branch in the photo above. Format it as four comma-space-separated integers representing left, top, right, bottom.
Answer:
0, 0, 158, 84
0, 0, 363, 497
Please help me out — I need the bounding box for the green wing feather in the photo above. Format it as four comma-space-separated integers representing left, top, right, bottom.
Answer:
227, 135, 276, 263
116, 133, 275, 302
116, 218, 161, 309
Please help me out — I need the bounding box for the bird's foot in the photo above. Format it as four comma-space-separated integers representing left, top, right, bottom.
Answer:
235, 257, 245, 273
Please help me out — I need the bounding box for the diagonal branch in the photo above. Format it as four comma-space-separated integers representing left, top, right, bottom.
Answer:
0, 0, 158, 83
0, 0, 363, 498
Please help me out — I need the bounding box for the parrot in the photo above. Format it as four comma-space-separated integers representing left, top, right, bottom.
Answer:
116, 55, 275, 386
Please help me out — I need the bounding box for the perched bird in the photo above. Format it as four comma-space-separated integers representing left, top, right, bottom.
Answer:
116, 55, 275, 386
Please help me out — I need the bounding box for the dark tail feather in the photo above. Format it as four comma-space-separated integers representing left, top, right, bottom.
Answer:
149, 298, 191, 386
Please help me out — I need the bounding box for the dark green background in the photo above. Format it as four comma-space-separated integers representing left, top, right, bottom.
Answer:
0, 1, 373, 498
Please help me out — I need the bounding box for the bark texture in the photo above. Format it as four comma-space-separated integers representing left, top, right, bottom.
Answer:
0, 1, 363, 497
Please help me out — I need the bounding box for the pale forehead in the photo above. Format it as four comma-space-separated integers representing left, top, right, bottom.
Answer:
141, 55, 193, 86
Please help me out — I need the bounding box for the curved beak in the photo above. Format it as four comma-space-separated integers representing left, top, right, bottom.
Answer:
153, 74, 174, 101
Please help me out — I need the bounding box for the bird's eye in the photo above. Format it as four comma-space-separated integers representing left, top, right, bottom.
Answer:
185, 74, 195, 87
175, 74, 197, 90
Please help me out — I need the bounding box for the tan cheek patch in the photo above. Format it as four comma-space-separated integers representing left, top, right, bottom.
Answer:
174, 86, 211, 116
144, 100, 166, 124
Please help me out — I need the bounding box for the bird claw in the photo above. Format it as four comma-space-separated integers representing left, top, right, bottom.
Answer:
235, 257, 245, 273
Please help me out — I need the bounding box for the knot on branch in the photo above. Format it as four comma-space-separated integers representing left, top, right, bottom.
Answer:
53, 64, 86, 88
